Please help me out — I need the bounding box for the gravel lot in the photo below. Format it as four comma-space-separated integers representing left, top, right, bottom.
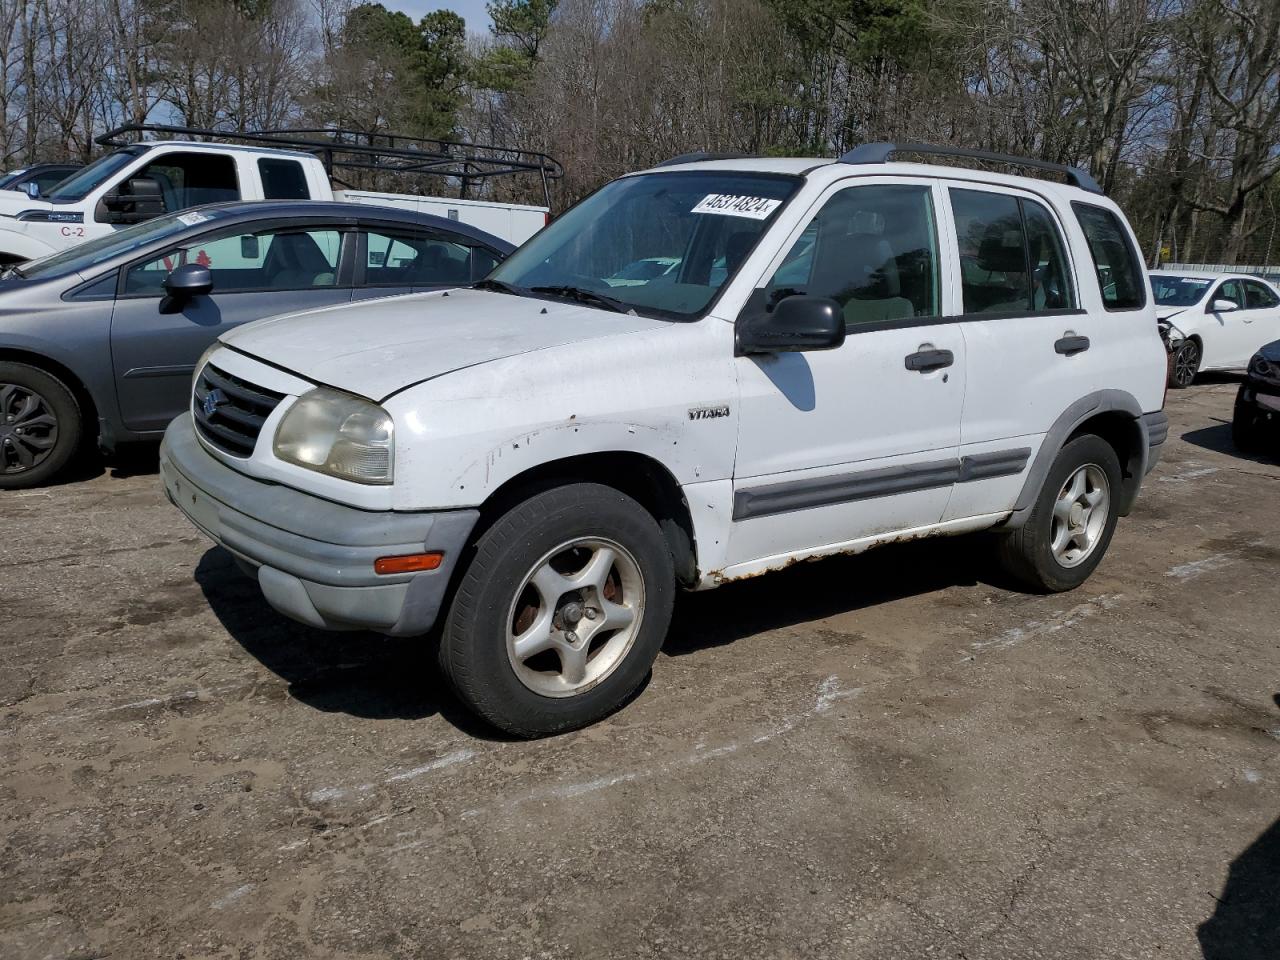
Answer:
2, 379, 1278, 960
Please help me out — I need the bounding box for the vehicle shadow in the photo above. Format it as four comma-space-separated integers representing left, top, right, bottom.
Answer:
665, 535, 1002, 656
193, 547, 508, 740
1181, 424, 1278, 466
1197, 697, 1280, 960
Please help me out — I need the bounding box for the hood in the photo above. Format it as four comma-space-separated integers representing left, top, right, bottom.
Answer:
220, 288, 671, 401
1258, 339, 1280, 364
0, 190, 49, 218
1155, 306, 1188, 322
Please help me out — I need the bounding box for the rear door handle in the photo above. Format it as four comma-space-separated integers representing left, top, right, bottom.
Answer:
904, 348, 954, 372
1055, 334, 1090, 356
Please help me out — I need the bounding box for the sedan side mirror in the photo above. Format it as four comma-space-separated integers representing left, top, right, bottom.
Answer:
1210, 298, 1239, 313
160, 264, 213, 312
736, 295, 846, 355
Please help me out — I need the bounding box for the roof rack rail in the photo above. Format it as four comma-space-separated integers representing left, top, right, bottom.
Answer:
655, 152, 754, 167
94, 123, 564, 207
839, 142, 1103, 194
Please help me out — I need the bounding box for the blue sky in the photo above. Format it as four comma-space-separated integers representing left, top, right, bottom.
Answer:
384, 0, 493, 32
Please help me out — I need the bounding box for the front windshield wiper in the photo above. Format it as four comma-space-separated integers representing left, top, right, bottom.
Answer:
472, 278, 524, 295
529, 285, 633, 314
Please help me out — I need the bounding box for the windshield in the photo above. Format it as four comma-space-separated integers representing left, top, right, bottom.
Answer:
488, 171, 800, 319
1152, 275, 1212, 307
15, 208, 229, 280
42, 148, 145, 202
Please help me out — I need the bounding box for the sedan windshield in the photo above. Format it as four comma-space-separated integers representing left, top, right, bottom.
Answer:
1152, 275, 1212, 307
15, 208, 230, 281
488, 171, 800, 319
42, 147, 145, 202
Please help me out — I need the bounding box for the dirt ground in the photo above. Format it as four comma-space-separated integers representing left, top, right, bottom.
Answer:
2, 378, 1278, 960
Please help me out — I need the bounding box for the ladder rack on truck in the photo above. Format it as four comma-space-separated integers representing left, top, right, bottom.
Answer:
95, 124, 564, 209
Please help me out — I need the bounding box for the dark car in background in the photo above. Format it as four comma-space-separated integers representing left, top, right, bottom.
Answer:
0, 200, 514, 488
0, 163, 82, 197
1233, 338, 1280, 456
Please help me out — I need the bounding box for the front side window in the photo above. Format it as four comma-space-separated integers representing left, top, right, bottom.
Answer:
124, 227, 343, 294
951, 189, 1076, 315
1242, 279, 1280, 309
364, 229, 473, 286
136, 152, 240, 211
1152, 275, 1213, 307
1212, 279, 1244, 310
488, 171, 799, 320
1072, 202, 1146, 310
259, 158, 310, 200
761, 183, 939, 328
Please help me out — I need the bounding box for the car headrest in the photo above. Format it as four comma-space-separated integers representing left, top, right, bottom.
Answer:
977, 222, 1027, 273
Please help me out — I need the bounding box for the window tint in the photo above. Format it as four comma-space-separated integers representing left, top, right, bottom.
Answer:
763, 184, 939, 329
1023, 200, 1074, 309
471, 246, 501, 280
1072, 203, 1145, 310
952, 190, 1029, 314
1242, 280, 1280, 309
125, 227, 342, 294
364, 229, 473, 286
259, 159, 310, 200
136, 152, 240, 211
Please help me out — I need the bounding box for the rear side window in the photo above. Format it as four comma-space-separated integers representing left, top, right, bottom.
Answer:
950, 188, 1076, 315
259, 159, 310, 200
1072, 203, 1146, 310
1242, 279, 1280, 309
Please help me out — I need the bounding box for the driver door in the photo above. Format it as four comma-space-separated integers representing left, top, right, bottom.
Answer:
110, 224, 353, 432
727, 178, 966, 568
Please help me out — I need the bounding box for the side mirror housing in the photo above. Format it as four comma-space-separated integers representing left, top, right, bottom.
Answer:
164, 263, 213, 299
736, 295, 846, 355
24, 181, 39, 199
96, 176, 166, 224
1210, 298, 1238, 313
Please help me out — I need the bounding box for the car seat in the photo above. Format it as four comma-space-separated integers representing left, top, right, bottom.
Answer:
264, 233, 336, 288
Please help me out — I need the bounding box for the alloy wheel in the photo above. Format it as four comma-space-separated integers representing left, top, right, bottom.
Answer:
1050, 463, 1110, 568
0, 382, 59, 474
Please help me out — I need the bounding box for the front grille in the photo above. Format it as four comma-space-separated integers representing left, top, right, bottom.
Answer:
193, 362, 284, 457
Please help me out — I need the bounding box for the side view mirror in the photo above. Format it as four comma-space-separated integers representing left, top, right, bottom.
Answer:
160, 264, 213, 312
97, 176, 166, 224
24, 181, 39, 199
736, 295, 846, 355
1210, 298, 1239, 313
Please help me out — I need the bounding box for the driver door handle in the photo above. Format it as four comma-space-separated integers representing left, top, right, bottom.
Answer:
904, 348, 954, 372
1055, 334, 1090, 355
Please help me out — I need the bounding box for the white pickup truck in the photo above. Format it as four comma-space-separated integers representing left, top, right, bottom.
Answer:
0, 134, 553, 263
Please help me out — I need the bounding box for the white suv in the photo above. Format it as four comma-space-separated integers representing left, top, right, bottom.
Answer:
160, 143, 1169, 737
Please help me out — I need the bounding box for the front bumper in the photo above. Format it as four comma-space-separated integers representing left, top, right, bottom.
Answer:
160, 414, 478, 636
1237, 378, 1280, 416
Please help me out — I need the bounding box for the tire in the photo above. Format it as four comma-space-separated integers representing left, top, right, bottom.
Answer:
997, 434, 1122, 593
440, 482, 675, 737
0, 361, 82, 489
1232, 389, 1267, 453
1169, 339, 1200, 389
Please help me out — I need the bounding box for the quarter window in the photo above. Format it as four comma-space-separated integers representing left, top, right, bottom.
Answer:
763, 184, 940, 329
1071, 202, 1146, 310
950, 189, 1076, 315
124, 227, 343, 294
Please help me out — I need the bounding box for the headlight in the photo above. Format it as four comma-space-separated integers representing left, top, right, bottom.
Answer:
1250, 355, 1276, 380
273, 388, 394, 484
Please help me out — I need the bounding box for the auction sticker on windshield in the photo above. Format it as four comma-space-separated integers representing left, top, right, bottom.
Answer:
692, 194, 782, 220
177, 211, 213, 226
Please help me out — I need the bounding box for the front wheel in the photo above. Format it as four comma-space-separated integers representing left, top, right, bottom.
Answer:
1232, 388, 1269, 453
440, 483, 675, 737
1169, 339, 1200, 389
997, 435, 1122, 592
0, 362, 82, 489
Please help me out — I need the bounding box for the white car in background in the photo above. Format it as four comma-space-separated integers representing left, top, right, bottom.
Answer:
1150, 271, 1280, 387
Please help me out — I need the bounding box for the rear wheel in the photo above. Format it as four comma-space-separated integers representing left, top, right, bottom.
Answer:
997, 434, 1122, 592
440, 482, 675, 737
0, 362, 81, 489
1169, 339, 1200, 389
